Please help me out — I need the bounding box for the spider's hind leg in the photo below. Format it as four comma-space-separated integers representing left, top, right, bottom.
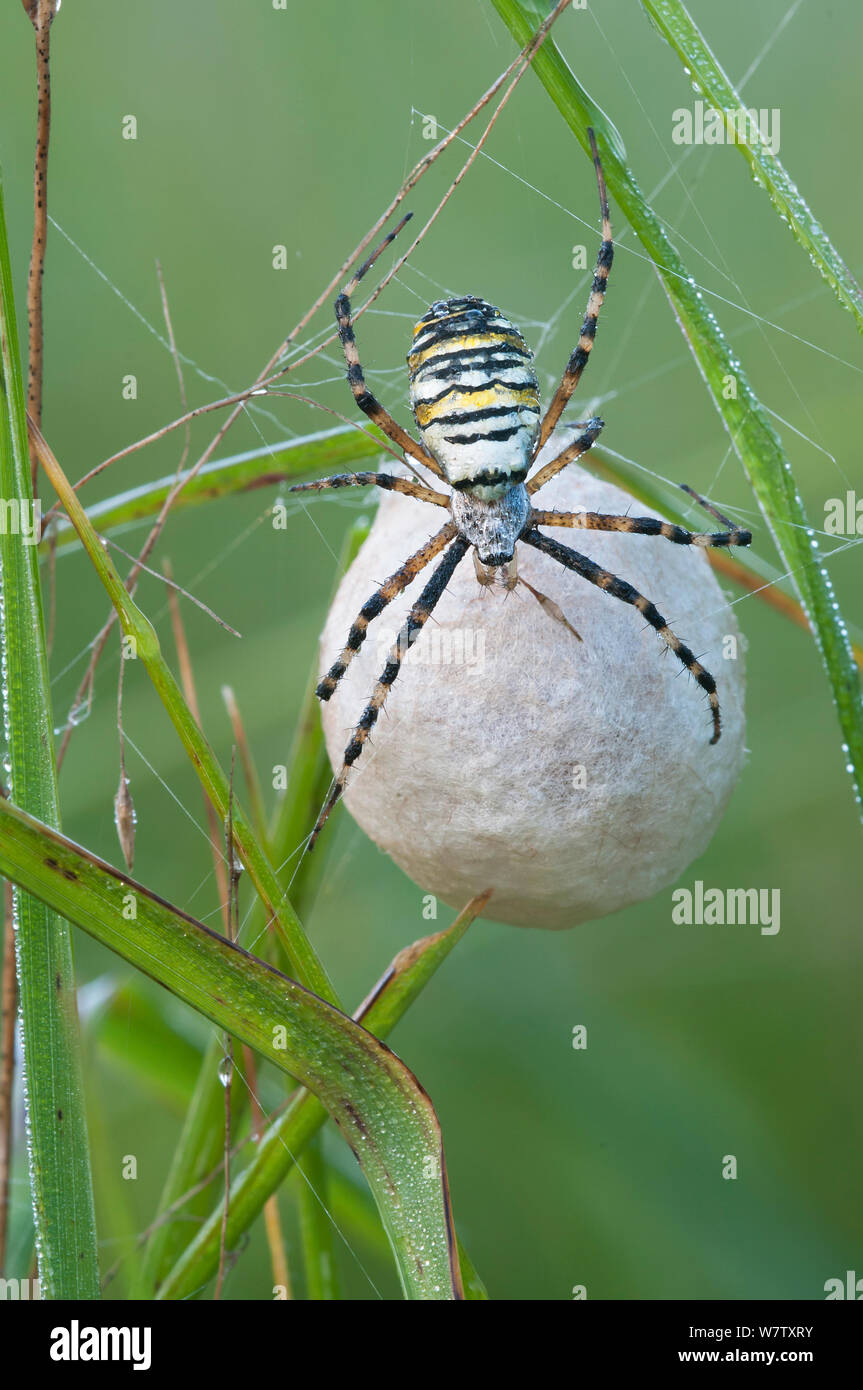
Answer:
528, 503, 751, 550
522, 527, 722, 742
308, 536, 469, 850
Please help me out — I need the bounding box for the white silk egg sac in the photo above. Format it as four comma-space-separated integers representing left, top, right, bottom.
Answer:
317, 461, 746, 929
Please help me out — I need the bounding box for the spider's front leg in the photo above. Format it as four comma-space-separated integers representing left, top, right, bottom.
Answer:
308, 536, 469, 849
333, 215, 448, 483
532, 127, 613, 462
288, 471, 449, 508
522, 527, 724, 743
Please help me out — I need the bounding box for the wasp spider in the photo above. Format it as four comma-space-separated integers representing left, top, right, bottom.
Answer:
292, 130, 752, 849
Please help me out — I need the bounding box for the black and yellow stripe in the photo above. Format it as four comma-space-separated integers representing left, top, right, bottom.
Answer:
407, 297, 540, 498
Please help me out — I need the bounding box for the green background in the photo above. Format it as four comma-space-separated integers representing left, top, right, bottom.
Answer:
1, 0, 861, 1298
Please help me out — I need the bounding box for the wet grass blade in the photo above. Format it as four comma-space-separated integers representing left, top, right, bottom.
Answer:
44, 426, 385, 556
0, 165, 99, 1298
642, 0, 863, 332
585, 445, 863, 668
490, 0, 863, 824
325, 1168, 489, 1299
265, 516, 371, 922
47, 422, 854, 662
30, 421, 337, 1004
139, 519, 368, 1294
0, 794, 464, 1300
155, 893, 490, 1300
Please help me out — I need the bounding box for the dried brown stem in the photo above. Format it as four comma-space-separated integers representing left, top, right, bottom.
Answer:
52, 0, 571, 767
240, 1042, 292, 1297
164, 557, 231, 924
24, 0, 58, 489
273, 0, 574, 376
106, 538, 241, 638
156, 259, 190, 466
221, 687, 267, 846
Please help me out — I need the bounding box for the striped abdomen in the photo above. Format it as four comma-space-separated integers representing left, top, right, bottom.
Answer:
408, 297, 540, 501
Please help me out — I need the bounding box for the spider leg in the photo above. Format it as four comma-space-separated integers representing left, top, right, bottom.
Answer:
528, 506, 752, 549
522, 527, 723, 743
308, 535, 469, 849
532, 128, 613, 461
526, 416, 604, 495
288, 471, 450, 508
335, 217, 449, 482
316, 521, 457, 700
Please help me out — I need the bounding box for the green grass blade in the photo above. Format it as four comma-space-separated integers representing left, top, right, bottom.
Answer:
265, 516, 370, 921
0, 166, 99, 1298
47, 423, 859, 659
642, 0, 863, 332
138, 520, 367, 1295
0, 795, 464, 1300
326, 1168, 489, 1299
31, 423, 338, 1004
490, 0, 863, 823
156, 894, 488, 1300
457, 1236, 490, 1300
45, 426, 384, 556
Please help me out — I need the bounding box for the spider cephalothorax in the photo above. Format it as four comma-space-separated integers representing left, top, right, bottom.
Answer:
290, 131, 752, 848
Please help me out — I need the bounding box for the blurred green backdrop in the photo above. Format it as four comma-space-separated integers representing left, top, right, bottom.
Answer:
1, 0, 861, 1299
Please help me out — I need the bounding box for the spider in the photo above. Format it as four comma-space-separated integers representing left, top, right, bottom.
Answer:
291, 130, 752, 850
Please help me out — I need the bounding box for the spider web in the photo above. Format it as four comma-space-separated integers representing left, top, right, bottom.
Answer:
7, 0, 863, 1296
